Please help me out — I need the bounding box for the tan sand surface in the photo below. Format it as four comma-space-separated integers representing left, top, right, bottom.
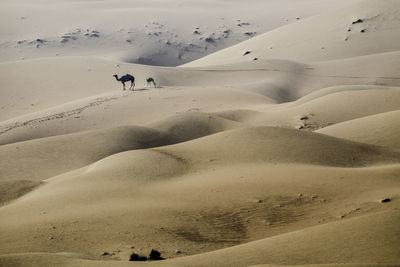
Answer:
1, 0, 400, 266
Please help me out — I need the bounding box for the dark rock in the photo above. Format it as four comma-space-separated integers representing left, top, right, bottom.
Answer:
148, 249, 163, 260
244, 32, 256, 36
381, 198, 391, 203
360, 29, 366, 33
101, 252, 110, 256
300, 116, 309, 120
253, 58, 258, 61
129, 253, 147, 261
61, 35, 77, 40
243, 51, 251, 56
237, 22, 250, 27
205, 37, 214, 43
352, 19, 363, 24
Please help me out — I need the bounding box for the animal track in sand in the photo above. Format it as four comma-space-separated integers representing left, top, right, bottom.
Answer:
0, 96, 120, 135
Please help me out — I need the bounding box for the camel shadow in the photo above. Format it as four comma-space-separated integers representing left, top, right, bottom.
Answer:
119, 87, 163, 92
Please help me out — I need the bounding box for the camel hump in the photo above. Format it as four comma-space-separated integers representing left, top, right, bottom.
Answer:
123, 74, 134, 80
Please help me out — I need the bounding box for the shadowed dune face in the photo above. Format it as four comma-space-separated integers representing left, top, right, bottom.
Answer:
154, 126, 400, 167
1, 0, 400, 266
0, 180, 42, 207
0, 112, 241, 205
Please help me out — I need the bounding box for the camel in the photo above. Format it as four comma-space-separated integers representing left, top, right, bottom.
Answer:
113, 74, 135, 90
146, 77, 156, 87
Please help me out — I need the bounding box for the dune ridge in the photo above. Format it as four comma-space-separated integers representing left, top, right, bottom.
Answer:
1, 0, 400, 266
183, 0, 400, 67
316, 110, 400, 149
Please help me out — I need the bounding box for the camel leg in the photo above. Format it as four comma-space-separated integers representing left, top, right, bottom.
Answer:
122, 82, 126, 90
153, 81, 156, 87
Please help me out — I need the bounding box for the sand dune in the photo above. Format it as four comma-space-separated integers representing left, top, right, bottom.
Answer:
0, 111, 242, 205
184, 0, 400, 67
2, 122, 398, 203
4, 49, 400, 123
1, 161, 399, 264
250, 87, 400, 131
3, 50, 400, 145
1, 126, 399, 261
1, 0, 400, 266
316, 110, 400, 149
0, 0, 357, 65
154, 126, 400, 167
2, 252, 397, 267
0, 126, 171, 205
169, 210, 400, 266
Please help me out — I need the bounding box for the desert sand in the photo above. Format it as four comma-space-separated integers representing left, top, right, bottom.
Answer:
1, 0, 400, 266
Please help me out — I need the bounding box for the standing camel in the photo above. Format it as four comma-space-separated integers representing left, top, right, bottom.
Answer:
113, 74, 135, 90
146, 77, 157, 87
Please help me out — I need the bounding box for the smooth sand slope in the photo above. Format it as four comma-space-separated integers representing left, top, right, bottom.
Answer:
184, 0, 400, 67
1, 0, 400, 266
316, 110, 400, 149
